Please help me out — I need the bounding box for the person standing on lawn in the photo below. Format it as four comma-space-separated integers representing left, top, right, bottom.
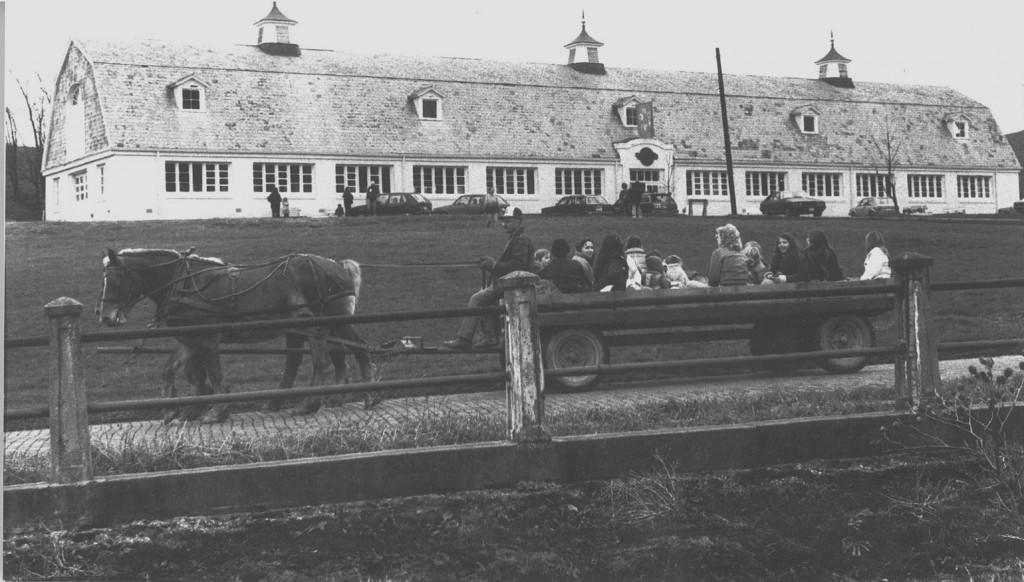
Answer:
366, 181, 381, 216
441, 207, 534, 351
342, 186, 354, 217
484, 187, 501, 228
266, 185, 282, 218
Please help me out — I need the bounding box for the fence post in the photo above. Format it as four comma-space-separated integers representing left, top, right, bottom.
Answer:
891, 253, 941, 411
44, 297, 93, 483
498, 271, 550, 443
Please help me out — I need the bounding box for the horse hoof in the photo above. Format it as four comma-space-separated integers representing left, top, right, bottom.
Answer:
363, 395, 383, 410
292, 399, 322, 416
263, 399, 285, 413
162, 410, 180, 424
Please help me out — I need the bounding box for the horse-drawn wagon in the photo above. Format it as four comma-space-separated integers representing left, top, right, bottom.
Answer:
536, 279, 894, 390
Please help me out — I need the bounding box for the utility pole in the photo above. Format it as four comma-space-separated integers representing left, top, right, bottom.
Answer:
716, 48, 738, 216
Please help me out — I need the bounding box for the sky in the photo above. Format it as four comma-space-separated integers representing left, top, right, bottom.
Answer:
3, 0, 1024, 136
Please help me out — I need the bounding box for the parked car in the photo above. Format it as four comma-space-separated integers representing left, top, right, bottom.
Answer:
432, 193, 509, 215
348, 192, 432, 216
997, 201, 1024, 214
540, 195, 614, 216
759, 191, 825, 217
849, 197, 899, 217
612, 192, 679, 215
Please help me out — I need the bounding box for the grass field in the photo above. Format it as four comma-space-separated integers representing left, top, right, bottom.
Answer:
4, 214, 1023, 416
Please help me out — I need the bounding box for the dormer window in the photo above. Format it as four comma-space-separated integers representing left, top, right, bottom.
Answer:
409, 86, 444, 121
943, 113, 972, 140
791, 105, 821, 135
169, 75, 209, 112
614, 96, 642, 127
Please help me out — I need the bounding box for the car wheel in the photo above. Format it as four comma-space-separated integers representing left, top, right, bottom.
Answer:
813, 209, 823, 217
867, 210, 875, 216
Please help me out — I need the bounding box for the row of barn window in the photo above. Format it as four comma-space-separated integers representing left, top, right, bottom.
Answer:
52, 162, 993, 204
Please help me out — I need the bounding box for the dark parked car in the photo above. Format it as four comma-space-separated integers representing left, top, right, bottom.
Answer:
759, 190, 825, 217
432, 193, 509, 215
613, 192, 679, 215
540, 195, 614, 216
348, 192, 432, 216
849, 197, 899, 217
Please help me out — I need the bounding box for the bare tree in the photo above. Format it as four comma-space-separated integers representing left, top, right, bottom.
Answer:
6, 106, 22, 203
867, 109, 906, 214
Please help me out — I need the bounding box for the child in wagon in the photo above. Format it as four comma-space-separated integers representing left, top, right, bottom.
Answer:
664, 255, 708, 289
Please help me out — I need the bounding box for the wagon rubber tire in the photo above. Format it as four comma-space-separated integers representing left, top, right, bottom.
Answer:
544, 328, 607, 391
815, 315, 875, 374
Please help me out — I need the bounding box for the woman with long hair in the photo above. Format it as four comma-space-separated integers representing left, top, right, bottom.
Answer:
860, 231, 891, 280
593, 233, 629, 291
805, 229, 846, 281
707, 223, 749, 287
764, 232, 807, 284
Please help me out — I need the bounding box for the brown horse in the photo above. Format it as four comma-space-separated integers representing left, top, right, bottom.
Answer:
98, 248, 372, 422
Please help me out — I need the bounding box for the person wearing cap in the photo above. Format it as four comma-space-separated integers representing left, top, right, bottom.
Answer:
442, 207, 534, 350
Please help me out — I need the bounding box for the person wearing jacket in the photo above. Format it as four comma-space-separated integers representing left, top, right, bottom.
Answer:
708, 224, 749, 287
441, 207, 534, 350
860, 231, 892, 280
572, 238, 595, 288
764, 232, 808, 284
540, 238, 592, 293
593, 233, 629, 291
805, 229, 846, 281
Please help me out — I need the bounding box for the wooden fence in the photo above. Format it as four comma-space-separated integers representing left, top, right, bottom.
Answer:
5, 252, 1024, 528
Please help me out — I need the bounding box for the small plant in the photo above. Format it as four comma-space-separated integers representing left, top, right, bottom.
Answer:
887, 353, 1024, 514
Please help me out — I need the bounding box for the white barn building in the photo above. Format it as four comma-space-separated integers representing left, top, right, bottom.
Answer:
42, 3, 1021, 221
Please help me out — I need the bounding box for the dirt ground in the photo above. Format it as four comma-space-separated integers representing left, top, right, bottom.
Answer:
5, 453, 1024, 582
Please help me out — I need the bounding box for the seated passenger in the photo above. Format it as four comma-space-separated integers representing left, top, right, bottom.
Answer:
860, 231, 892, 280
593, 233, 629, 292
539, 238, 592, 293
642, 255, 672, 289
532, 248, 552, 273
805, 229, 846, 281
742, 241, 769, 284
572, 238, 595, 288
708, 224, 749, 287
624, 235, 647, 290
763, 232, 808, 284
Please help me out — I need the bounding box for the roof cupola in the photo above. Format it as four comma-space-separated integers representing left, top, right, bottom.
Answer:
815, 33, 853, 88
255, 2, 301, 57
565, 12, 606, 75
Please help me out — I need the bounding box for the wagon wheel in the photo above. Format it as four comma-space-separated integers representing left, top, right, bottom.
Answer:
815, 315, 875, 374
544, 328, 607, 391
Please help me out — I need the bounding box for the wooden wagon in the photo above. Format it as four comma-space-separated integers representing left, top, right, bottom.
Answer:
536, 279, 895, 390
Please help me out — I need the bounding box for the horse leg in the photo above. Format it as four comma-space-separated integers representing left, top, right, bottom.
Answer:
336, 323, 380, 410
179, 357, 209, 421
265, 333, 304, 412
200, 347, 230, 423
293, 326, 329, 415
160, 347, 186, 424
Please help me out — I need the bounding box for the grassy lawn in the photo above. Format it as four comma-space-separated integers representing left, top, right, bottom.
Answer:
4, 214, 1023, 416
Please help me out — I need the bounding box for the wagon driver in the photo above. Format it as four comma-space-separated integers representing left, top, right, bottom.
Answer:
442, 207, 534, 351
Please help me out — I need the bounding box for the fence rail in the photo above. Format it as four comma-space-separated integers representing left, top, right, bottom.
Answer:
4, 252, 1023, 504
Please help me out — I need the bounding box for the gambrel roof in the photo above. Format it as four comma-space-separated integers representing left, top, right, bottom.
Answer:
47, 37, 1020, 171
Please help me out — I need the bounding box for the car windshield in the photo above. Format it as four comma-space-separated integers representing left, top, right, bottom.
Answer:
411, 194, 429, 203
858, 199, 872, 207
586, 196, 610, 205
453, 196, 469, 205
